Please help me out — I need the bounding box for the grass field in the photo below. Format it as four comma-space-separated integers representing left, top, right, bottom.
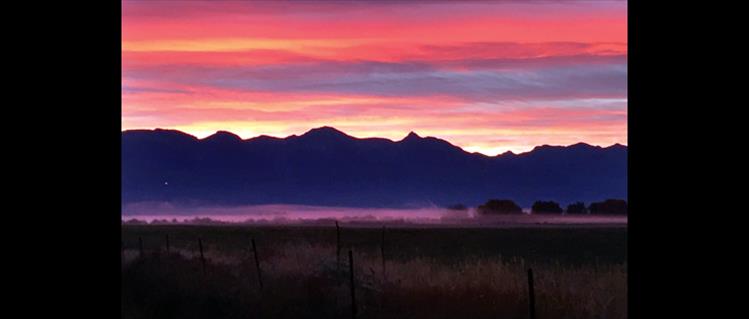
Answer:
121, 223, 627, 319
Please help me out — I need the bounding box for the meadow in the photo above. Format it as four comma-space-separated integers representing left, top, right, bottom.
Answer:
121, 223, 627, 319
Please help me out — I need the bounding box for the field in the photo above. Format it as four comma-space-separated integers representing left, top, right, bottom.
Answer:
122, 223, 627, 319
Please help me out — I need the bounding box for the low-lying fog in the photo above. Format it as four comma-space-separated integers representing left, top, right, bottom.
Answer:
121, 203, 627, 227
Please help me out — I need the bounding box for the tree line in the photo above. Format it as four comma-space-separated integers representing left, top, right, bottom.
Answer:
468, 199, 627, 215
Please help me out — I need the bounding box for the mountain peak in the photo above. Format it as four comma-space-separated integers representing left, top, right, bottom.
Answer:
606, 143, 627, 150
568, 142, 598, 150
203, 130, 242, 143
499, 150, 516, 157
402, 131, 422, 141
530, 142, 600, 153
531, 144, 556, 152
123, 128, 199, 143
303, 126, 347, 137
297, 126, 354, 143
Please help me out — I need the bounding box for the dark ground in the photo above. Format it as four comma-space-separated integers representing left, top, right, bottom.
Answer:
122, 224, 626, 265
121, 224, 627, 319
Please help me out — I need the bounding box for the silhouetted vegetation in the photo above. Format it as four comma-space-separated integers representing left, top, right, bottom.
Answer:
589, 199, 628, 215
531, 201, 563, 214
122, 225, 627, 319
477, 199, 523, 215
566, 202, 588, 214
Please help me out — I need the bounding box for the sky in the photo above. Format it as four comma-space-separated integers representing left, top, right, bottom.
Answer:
122, 0, 627, 155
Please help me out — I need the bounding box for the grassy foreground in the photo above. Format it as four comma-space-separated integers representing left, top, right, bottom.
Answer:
122, 224, 626, 319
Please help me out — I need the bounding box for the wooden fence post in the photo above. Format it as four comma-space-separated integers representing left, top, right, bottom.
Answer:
336, 221, 341, 275
165, 234, 170, 254
527, 268, 536, 319
252, 237, 263, 290
381, 225, 386, 282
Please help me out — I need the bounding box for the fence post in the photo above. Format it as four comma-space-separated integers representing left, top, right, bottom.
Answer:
252, 237, 263, 290
381, 225, 386, 282
165, 234, 170, 254
527, 268, 536, 319
198, 238, 206, 276
349, 249, 357, 319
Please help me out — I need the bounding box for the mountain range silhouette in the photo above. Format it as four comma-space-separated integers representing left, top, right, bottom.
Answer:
122, 127, 627, 208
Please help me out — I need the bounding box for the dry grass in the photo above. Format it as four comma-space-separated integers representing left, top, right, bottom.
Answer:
122, 241, 626, 319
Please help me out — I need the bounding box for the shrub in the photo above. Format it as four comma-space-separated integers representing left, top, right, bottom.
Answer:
477, 199, 523, 215
589, 199, 627, 215
566, 202, 588, 214
531, 201, 563, 214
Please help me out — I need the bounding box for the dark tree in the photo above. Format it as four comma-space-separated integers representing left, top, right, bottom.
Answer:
589, 199, 627, 215
566, 202, 588, 214
477, 199, 523, 215
531, 201, 563, 214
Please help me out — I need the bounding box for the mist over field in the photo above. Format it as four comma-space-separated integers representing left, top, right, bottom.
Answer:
121, 202, 626, 226
124, 202, 468, 220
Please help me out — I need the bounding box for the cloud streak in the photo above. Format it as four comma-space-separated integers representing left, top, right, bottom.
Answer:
122, 0, 627, 155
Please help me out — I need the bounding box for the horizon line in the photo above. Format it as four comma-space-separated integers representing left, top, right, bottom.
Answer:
122, 126, 627, 157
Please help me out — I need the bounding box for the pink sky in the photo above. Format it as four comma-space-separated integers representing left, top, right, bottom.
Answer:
122, 1, 627, 155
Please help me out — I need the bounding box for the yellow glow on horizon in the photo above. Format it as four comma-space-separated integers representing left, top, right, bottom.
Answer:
126, 123, 625, 157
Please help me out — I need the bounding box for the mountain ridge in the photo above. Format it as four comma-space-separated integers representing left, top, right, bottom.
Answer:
121, 127, 625, 157
122, 127, 627, 208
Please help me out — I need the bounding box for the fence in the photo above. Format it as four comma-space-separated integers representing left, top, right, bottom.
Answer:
123, 221, 543, 319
